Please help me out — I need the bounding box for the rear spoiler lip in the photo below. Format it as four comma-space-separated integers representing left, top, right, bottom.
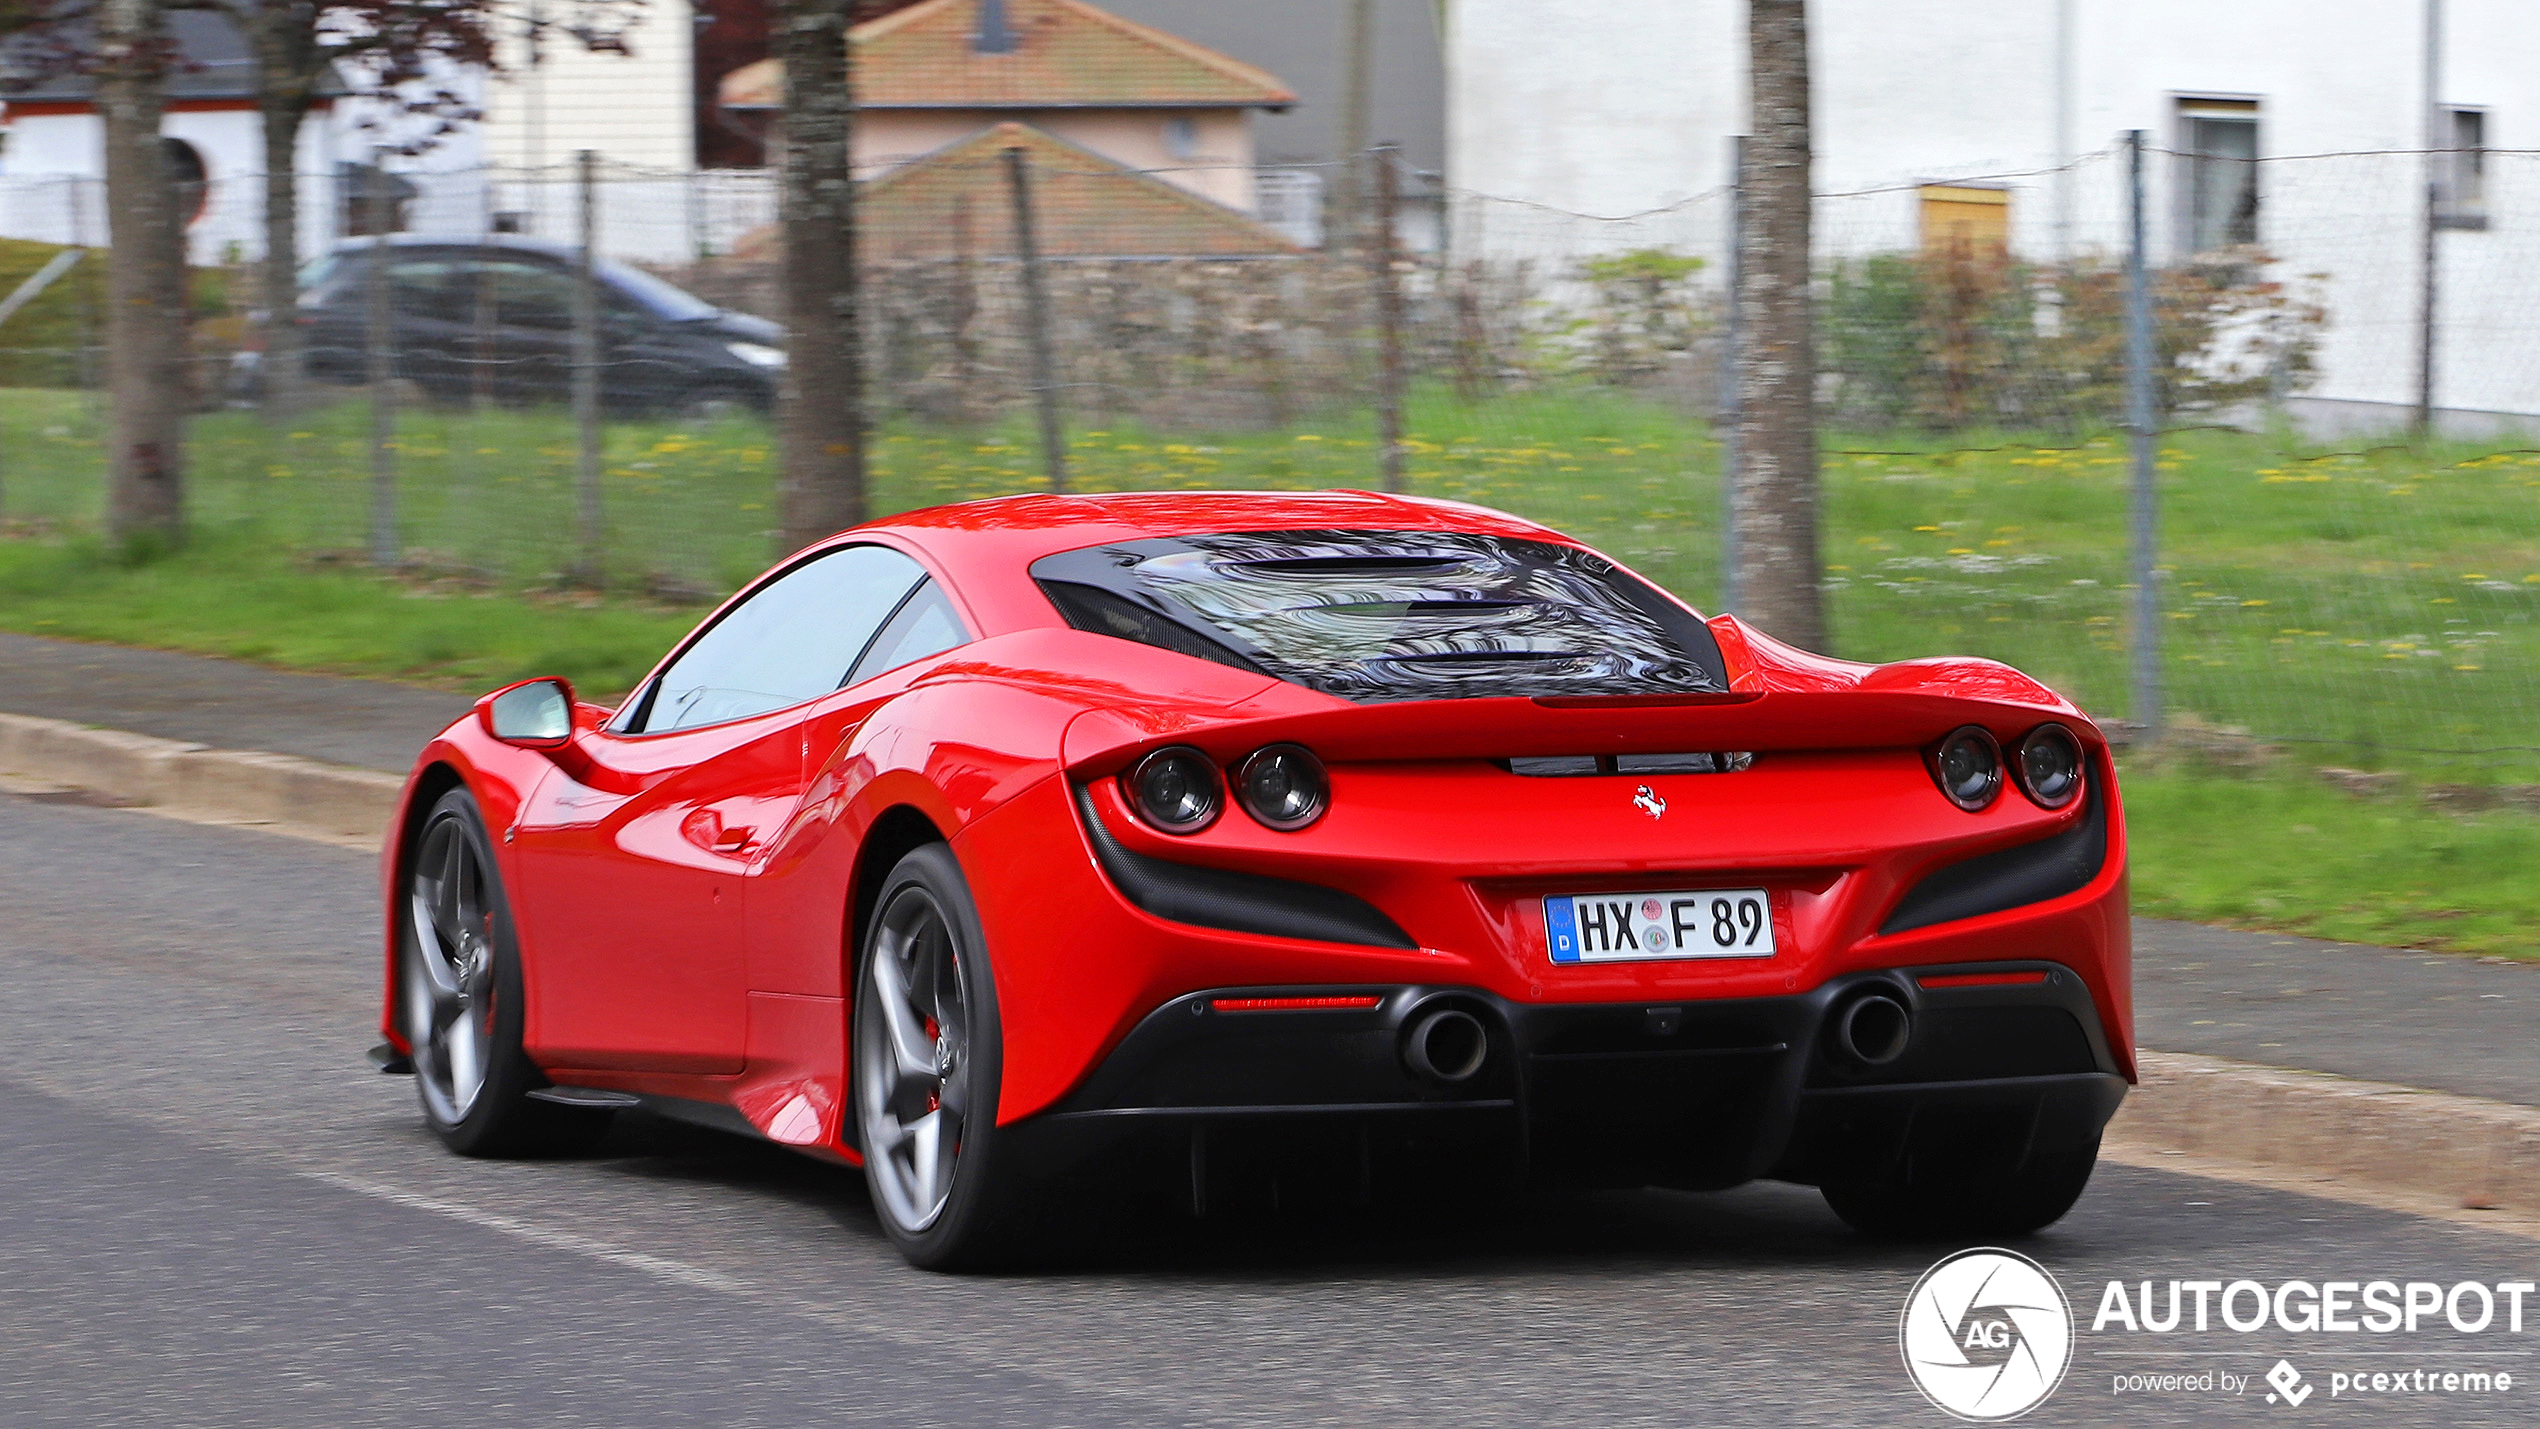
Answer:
1057, 687, 2102, 781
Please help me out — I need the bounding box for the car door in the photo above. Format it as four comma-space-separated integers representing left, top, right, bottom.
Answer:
749, 576, 977, 994
599, 288, 683, 414
476, 258, 580, 405
381, 253, 473, 400
510, 544, 932, 1074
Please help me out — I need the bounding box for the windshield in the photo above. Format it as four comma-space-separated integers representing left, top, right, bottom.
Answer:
1032, 529, 1728, 703
597, 259, 719, 322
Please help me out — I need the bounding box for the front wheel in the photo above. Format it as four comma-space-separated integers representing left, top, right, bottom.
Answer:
402, 788, 611, 1157
853, 843, 1021, 1269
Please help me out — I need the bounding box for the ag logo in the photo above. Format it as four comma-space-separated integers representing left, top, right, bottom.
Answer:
1900, 1248, 2073, 1421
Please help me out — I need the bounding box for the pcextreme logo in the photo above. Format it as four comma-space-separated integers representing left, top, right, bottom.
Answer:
1901, 1248, 2076, 1421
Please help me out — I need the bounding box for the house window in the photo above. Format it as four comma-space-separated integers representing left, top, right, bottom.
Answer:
1163, 116, 1199, 162
2178, 98, 2260, 253
2439, 107, 2488, 230
1919, 184, 2009, 255
1256, 167, 1324, 246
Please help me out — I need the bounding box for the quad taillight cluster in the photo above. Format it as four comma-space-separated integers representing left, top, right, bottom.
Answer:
1123, 744, 1329, 834
1926, 723, 2084, 813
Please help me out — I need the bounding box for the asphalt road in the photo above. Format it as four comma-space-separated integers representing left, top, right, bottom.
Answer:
2132, 920, 2539, 1106
2, 794, 2535, 1428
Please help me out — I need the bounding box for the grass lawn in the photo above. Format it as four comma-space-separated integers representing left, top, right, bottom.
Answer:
0, 530, 694, 699
2122, 764, 2540, 958
4, 385, 2537, 954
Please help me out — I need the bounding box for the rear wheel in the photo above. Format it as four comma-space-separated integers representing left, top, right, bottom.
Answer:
853, 844, 1020, 1269
1820, 1135, 2100, 1240
403, 788, 612, 1157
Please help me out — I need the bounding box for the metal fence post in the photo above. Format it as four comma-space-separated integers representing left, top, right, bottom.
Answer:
2415, 0, 2443, 437
1370, 144, 1407, 494
1003, 144, 1067, 493
2124, 130, 2162, 742
572, 149, 605, 583
365, 153, 399, 568
1718, 134, 1745, 614
471, 223, 496, 414
72, 178, 100, 435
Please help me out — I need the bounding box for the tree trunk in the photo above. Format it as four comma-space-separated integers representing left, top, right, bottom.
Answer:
774, 0, 866, 553
1733, 0, 1824, 649
252, 4, 315, 422
98, 0, 187, 545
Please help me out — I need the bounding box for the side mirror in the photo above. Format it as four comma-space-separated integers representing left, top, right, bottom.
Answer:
480, 677, 575, 747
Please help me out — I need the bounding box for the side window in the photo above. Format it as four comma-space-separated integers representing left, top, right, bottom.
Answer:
388, 260, 467, 323
848, 579, 971, 686
2178, 99, 2260, 253
642, 546, 927, 733
482, 261, 578, 332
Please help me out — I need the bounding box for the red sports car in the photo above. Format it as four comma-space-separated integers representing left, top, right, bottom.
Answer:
377, 491, 2132, 1266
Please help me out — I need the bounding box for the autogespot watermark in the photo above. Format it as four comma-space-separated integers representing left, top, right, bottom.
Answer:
1902, 1258, 2535, 1418
2094, 1278, 2532, 1408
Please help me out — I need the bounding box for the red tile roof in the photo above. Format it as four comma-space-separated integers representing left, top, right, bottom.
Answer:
860, 121, 1298, 258
851, 0, 1294, 110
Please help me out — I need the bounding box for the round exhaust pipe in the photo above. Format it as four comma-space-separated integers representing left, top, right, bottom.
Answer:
1402, 1008, 1490, 1084
1833, 993, 1912, 1067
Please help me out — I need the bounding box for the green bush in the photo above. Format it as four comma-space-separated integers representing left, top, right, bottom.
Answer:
1822, 246, 2325, 432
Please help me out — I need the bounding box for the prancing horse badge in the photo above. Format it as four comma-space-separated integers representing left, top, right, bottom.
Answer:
1633, 784, 1667, 820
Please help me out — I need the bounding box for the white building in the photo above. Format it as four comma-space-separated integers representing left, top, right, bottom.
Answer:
0, 3, 702, 265
1447, 0, 2540, 430
0, 10, 367, 264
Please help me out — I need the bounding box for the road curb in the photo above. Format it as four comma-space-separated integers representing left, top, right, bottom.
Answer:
0, 711, 400, 846
2111, 1050, 2540, 1218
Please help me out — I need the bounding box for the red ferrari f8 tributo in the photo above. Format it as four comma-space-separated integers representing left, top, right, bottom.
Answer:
377, 491, 2131, 1266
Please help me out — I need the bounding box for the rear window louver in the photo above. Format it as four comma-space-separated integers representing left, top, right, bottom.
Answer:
1031, 529, 1730, 704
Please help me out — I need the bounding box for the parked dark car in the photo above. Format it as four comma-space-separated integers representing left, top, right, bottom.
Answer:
293, 236, 784, 415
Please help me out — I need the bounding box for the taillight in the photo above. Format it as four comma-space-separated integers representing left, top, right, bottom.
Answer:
1928, 726, 2004, 811
2014, 723, 2085, 809
1124, 746, 1221, 833
1235, 744, 1329, 831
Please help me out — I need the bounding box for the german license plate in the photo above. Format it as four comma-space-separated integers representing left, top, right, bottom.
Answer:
1544, 888, 1776, 963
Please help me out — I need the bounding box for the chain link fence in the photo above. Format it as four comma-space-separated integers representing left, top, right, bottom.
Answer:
1, 145, 2534, 777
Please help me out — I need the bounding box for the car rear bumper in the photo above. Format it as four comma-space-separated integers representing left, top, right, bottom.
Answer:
1017, 960, 2126, 1192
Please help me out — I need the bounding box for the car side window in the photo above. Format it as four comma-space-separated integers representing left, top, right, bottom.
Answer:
641, 545, 927, 733
480, 261, 578, 332
847, 579, 971, 687
387, 260, 469, 323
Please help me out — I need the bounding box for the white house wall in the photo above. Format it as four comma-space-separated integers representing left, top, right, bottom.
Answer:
1447, 0, 2540, 420
0, 103, 356, 265
477, 0, 696, 242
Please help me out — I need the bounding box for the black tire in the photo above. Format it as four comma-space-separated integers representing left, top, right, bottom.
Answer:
852, 843, 1021, 1270
1820, 1135, 2101, 1240
400, 787, 613, 1157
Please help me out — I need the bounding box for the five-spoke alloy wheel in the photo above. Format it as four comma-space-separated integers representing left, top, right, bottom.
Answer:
407, 803, 501, 1128
853, 844, 1015, 1268
401, 788, 609, 1156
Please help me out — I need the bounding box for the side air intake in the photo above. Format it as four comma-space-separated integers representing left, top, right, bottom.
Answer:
1881, 792, 2109, 935
1073, 786, 1416, 950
